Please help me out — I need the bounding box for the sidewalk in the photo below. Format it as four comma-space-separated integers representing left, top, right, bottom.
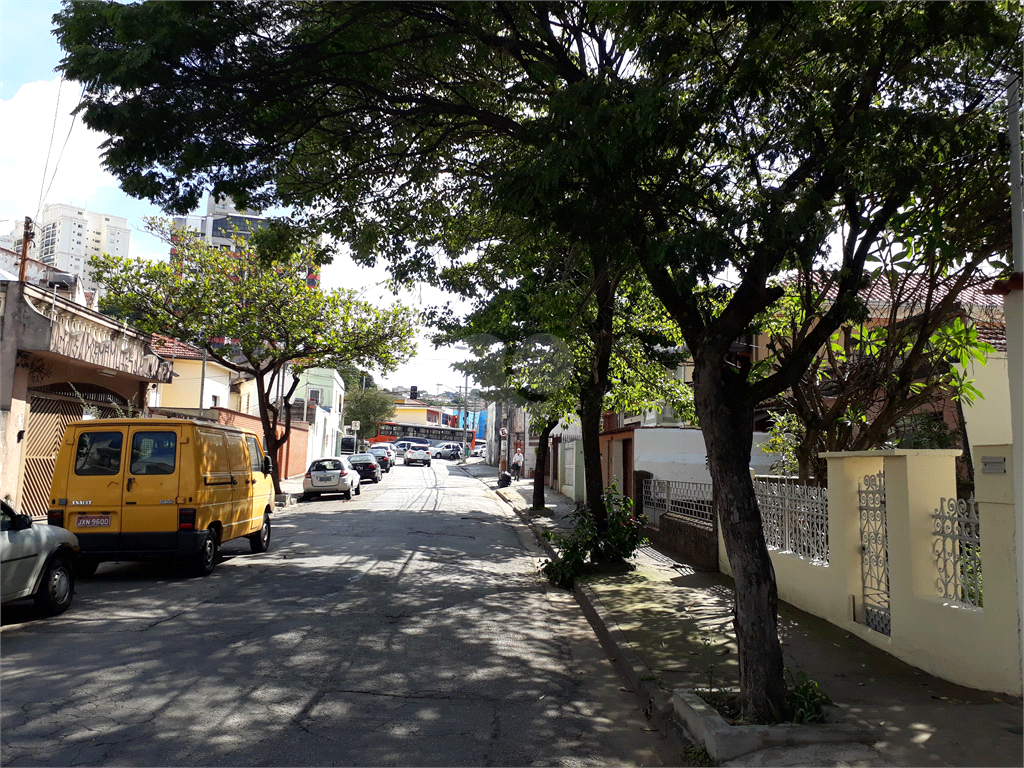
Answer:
458, 461, 1024, 767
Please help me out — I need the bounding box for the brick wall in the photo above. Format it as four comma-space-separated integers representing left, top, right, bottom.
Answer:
214, 407, 310, 479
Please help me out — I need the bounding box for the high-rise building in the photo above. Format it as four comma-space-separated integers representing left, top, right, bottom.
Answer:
172, 194, 263, 251
172, 194, 319, 287
34, 203, 130, 294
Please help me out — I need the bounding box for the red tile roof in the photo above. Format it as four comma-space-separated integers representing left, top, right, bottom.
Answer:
151, 335, 206, 360
975, 322, 1007, 353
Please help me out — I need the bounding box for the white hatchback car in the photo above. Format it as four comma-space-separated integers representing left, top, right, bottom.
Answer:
404, 446, 432, 466
302, 456, 362, 500
1, 499, 79, 615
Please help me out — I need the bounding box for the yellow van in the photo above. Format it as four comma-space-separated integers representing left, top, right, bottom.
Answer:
46, 419, 274, 577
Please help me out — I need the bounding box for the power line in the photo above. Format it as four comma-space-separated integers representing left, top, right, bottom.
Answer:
35, 76, 65, 222
35, 80, 86, 224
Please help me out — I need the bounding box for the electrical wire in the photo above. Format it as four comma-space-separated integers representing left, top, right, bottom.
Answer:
36, 82, 86, 223
35, 75, 64, 223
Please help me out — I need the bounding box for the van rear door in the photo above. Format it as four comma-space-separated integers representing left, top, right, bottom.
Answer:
65, 427, 126, 547
122, 426, 181, 551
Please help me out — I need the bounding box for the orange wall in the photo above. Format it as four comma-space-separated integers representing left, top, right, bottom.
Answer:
214, 407, 310, 479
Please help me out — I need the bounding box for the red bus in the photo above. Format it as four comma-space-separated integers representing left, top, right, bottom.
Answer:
369, 421, 475, 448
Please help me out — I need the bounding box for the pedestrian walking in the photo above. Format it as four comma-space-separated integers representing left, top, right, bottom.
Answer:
511, 448, 524, 481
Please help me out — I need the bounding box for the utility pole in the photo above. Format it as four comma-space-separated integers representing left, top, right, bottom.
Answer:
19, 216, 33, 281
198, 348, 207, 413
459, 373, 469, 464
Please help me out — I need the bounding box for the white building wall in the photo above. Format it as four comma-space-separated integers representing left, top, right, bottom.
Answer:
961, 352, 1012, 452
634, 426, 778, 483
35, 203, 129, 294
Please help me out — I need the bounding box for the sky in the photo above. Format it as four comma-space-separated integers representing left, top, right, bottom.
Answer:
0, 0, 477, 395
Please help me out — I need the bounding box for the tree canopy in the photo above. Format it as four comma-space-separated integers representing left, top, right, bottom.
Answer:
92, 220, 417, 490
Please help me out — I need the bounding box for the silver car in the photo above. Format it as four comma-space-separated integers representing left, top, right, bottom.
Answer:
404, 446, 432, 466
1, 499, 79, 615
302, 457, 362, 500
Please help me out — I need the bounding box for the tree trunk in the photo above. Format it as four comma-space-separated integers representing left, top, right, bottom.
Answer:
532, 420, 557, 510
694, 352, 792, 722
254, 369, 284, 495
578, 379, 607, 534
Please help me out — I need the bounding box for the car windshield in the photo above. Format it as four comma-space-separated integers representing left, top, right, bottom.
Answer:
350, 454, 374, 462
311, 459, 344, 471
369, 448, 386, 454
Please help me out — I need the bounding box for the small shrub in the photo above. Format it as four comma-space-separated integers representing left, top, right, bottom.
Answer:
679, 743, 716, 766
541, 481, 648, 588
786, 670, 832, 724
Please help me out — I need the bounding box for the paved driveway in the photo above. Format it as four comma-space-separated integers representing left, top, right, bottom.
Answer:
1, 461, 672, 766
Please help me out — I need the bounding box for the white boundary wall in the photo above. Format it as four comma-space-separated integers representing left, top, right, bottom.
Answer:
716, 448, 1021, 695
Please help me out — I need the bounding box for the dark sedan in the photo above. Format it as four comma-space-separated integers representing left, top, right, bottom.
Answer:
348, 453, 383, 483
368, 446, 392, 472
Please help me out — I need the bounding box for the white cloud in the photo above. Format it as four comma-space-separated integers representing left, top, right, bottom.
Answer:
0, 78, 120, 225
0, 78, 474, 392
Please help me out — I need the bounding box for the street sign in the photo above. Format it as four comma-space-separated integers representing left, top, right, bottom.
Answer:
351, 420, 361, 431
499, 427, 508, 438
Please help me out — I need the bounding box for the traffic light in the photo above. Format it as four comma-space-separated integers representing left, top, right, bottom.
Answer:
410, 385, 418, 400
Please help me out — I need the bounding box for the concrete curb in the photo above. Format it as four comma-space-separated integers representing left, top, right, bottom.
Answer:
274, 493, 299, 509
489, 485, 692, 758
672, 689, 876, 764
576, 582, 677, 732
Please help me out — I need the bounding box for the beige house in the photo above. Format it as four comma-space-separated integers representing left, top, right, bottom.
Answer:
148, 336, 232, 412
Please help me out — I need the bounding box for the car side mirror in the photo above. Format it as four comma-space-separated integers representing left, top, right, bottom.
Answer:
12, 513, 33, 531
262, 456, 273, 475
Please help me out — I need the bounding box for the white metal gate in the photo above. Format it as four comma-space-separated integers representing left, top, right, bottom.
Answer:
858, 470, 891, 635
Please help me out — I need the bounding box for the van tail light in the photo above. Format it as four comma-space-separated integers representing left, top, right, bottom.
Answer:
48, 509, 65, 528
178, 508, 197, 531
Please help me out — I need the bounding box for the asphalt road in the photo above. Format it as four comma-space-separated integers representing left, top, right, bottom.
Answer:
1, 460, 673, 767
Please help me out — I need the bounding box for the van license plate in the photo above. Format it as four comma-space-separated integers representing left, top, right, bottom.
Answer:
77, 515, 111, 528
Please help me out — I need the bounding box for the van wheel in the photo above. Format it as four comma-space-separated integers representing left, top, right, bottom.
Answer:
34, 557, 74, 615
192, 530, 218, 577
248, 515, 271, 553
75, 558, 100, 578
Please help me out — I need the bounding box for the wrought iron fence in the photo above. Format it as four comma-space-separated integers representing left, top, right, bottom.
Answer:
642, 475, 829, 563
932, 496, 982, 608
642, 478, 714, 530
753, 475, 830, 564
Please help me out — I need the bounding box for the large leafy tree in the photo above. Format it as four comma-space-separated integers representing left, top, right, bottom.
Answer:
57, 1, 1018, 720
92, 221, 416, 492
344, 387, 397, 441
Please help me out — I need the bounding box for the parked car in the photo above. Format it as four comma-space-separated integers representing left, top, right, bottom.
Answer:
1, 499, 79, 615
404, 446, 432, 466
302, 457, 361, 500
349, 453, 383, 483
430, 442, 462, 460
470, 446, 485, 457
394, 438, 430, 457
368, 446, 393, 472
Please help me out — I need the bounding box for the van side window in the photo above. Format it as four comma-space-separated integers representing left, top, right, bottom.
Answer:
74, 431, 123, 475
245, 436, 263, 473
130, 431, 177, 475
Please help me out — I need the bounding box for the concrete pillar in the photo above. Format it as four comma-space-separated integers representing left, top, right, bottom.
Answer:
974, 444, 1022, 694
